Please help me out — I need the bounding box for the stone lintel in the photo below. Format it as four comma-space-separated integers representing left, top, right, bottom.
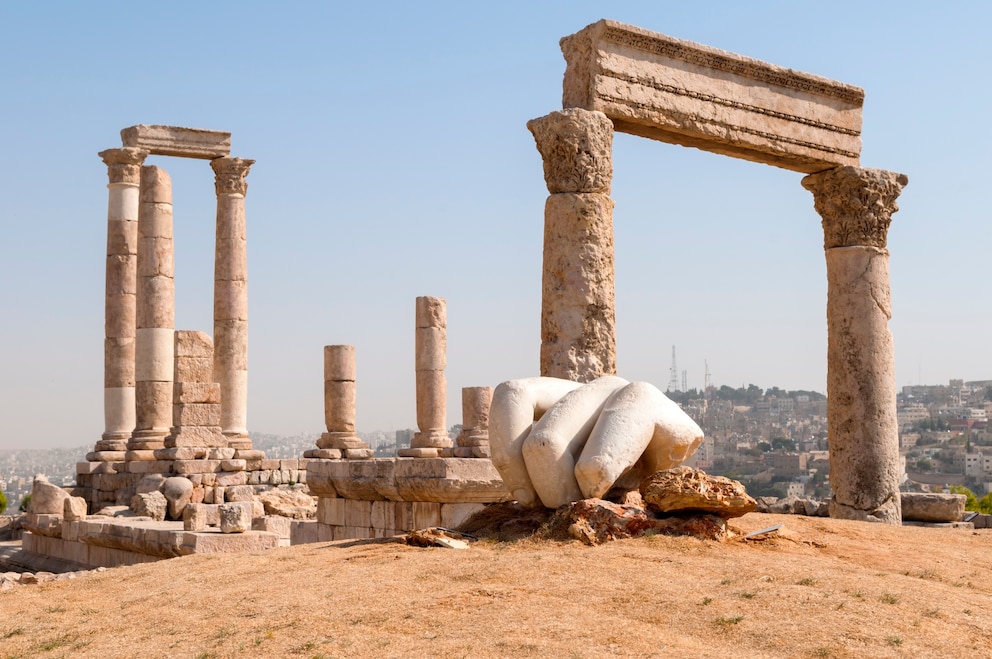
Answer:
121, 125, 232, 160
560, 19, 864, 173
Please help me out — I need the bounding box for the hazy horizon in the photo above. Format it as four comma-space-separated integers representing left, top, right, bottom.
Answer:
2, 3, 990, 450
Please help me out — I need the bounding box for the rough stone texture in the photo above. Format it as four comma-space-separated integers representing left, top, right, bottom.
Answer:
560, 19, 863, 173
900, 493, 966, 523
640, 467, 755, 519
306, 458, 510, 504
317, 345, 369, 455
161, 477, 194, 520
539, 192, 616, 383
527, 108, 613, 194
63, 497, 89, 521
553, 499, 727, 545
183, 503, 207, 531
120, 125, 231, 159
803, 166, 908, 525
30, 476, 70, 515
257, 489, 316, 519
130, 491, 167, 521
218, 502, 252, 533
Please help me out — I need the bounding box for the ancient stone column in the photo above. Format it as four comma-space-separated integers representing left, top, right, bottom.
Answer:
130, 166, 176, 455
527, 108, 616, 383
211, 157, 254, 451
454, 386, 493, 458
94, 147, 148, 458
802, 165, 909, 525
308, 345, 372, 460
399, 296, 450, 457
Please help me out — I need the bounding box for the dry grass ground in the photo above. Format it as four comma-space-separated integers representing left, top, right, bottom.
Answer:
2, 512, 990, 658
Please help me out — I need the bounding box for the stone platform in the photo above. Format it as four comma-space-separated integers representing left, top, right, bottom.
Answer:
299, 457, 510, 542
20, 512, 281, 570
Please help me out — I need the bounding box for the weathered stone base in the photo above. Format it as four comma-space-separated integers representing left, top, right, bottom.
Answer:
299, 457, 509, 543
22, 522, 279, 569
307, 457, 510, 503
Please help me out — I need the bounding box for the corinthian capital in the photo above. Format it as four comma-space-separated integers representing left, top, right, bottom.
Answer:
527, 108, 613, 194
802, 165, 908, 249
210, 157, 255, 196
99, 147, 149, 185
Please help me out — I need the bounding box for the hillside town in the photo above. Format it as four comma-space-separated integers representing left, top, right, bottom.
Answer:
5, 378, 991, 512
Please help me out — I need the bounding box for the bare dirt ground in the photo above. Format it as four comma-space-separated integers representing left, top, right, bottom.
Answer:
2, 512, 990, 658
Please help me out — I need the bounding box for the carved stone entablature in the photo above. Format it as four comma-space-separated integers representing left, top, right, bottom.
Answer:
210, 157, 255, 196
99, 147, 149, 185
121, 125, 231, 160
527, 108, 613, 194
560, 19, 863, 173
802, 166, 909, 249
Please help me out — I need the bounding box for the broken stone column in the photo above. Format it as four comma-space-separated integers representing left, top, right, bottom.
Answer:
527, 108, 616, 383
454, 386, 493, 458
94, 147, 148, 458
802, 165, 909, 525
129, 166, 176, 456
308, 345, 372, 460
163, 331, 225, 452
399, 296, 451, 457
211, 157, 254, 451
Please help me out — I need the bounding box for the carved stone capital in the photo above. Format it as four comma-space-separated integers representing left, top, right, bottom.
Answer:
99, 147, 149, 185
527, 108, 613, 194
802, 166, 908, 249
210, 157, 255, 196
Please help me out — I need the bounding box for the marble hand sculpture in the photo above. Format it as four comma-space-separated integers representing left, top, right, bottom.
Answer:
489, 376, 705, 509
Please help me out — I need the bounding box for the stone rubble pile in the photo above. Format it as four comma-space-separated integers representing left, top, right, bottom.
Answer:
549, 467, 755, 545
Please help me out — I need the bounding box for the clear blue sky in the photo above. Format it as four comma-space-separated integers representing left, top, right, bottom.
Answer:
1, 2, 989, 449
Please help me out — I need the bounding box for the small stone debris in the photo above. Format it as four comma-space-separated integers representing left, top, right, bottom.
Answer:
405, 528, 470, 549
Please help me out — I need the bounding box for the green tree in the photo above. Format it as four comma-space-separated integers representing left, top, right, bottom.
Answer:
950, 485, 979, 511
0, 489, 7, 515
18, 494, 31, 513
978, 492, 992, 514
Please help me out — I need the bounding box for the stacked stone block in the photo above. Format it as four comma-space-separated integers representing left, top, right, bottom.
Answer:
399, 296, 451, 458
454, 386, 493, 458
161, 330, 231, 470
306, 345, 372, 460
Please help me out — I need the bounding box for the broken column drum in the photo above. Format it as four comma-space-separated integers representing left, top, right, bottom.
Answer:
312, 345, 372, 459
130, 165, 176, 452
399, 296, 451, 457
802, 165, 908, 525
528, 108, 617, 383
97, 147, 148, 455
455, 386, 493, 458
211, 157, 254, 450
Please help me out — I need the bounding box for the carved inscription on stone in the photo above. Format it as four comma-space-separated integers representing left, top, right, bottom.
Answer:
560, 20, 864, 173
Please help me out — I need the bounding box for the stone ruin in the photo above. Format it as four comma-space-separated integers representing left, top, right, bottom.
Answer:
528, 20, 908, 524
18, 18, 935, 572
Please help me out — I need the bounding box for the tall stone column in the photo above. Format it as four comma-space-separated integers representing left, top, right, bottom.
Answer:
399, 296, 450, 457
211, 157, 254, 450
527, 108, 616, 383
306, 345, 372, 460
130, 166, 176, 454
802, 165, 909, 525
94, 147, 148, 457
